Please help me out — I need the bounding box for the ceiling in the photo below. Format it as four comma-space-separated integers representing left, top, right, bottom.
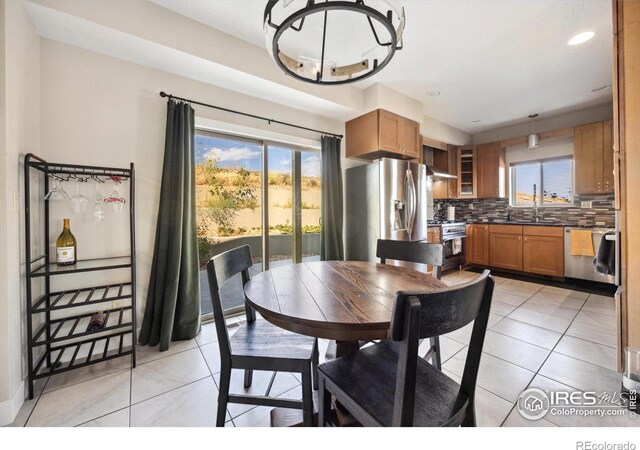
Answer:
149, 0, 614, 133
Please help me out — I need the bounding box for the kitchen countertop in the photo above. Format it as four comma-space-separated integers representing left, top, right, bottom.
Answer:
464, 221, 603, 228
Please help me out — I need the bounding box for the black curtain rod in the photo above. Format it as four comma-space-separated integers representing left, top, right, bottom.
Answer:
159, 91, 343, 139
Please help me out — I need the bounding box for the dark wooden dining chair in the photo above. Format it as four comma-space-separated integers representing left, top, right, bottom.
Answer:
206, 245, 319, 427
317, 270, 494, 427
376, 239, 445, 368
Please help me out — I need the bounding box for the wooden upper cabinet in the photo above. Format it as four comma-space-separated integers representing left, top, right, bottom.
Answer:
433, 176, 449, 199
399, 118, 420, 159
603, 119, 614, 193
447, 145, 459, 198
432, 146, 453, 199
477, 142, 506, 199
346, 109, 420, 160
379, 110, 401, 153
457, 146, 478, 198
575, 121, 613, 194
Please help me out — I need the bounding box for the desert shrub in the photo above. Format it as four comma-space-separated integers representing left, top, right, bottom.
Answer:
269, 224, 322, 235
303, 225, 321, 234
197, 155, 258, 233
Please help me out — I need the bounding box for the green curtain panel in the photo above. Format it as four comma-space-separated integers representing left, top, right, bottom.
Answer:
320, 135, 344, 261
139, 100, 201, 351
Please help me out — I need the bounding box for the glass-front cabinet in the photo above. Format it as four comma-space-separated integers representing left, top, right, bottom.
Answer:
457, 146, 478, 198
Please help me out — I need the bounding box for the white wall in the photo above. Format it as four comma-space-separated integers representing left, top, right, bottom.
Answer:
361, 84, 472, 146
473, 103, 613, 145
505, 136, 574, 165
363, 84, 424, 123
421, 115, 472, 146
0, 0, 41, 425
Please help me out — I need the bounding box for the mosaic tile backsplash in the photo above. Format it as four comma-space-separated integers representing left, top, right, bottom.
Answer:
433, 194, 615, 228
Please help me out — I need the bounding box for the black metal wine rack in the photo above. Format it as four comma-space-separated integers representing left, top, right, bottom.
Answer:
24, 154, 137, 399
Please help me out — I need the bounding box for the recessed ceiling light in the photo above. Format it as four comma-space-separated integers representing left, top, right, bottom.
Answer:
568, 31, 595, 46
426, 90, 441, 97
591, 84, 611, 92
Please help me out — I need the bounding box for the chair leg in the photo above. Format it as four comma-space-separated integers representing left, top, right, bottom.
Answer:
461, 400, 477, 427
301, 366, 313, 427
217, 366, 231, 427
243, 369, 253, 388
318, 376, 331, 427
312, 339, 319, 391
430, 336, 442, 370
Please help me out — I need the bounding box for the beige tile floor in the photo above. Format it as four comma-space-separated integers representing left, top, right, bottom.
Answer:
9, 270, 638, 427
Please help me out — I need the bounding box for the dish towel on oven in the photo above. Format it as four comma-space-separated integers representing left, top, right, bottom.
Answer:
452, 238, 463, 255
570, 229, 595, 256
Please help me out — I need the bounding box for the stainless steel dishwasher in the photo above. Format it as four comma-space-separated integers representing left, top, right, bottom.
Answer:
564, 227, 615, 284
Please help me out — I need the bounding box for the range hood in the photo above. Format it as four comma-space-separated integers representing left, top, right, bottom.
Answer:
426, 165, 457, 180
423, 145, 458, 180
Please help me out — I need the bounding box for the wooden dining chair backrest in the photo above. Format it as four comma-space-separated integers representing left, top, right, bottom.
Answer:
206, 245, 255, 363
388, 270, 494, 426
376, 239, 444, 279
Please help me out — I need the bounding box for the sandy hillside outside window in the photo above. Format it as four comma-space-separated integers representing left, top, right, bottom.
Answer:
510, 157, 573, 207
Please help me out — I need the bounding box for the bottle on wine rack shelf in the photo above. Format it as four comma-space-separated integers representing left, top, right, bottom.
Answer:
56, 218, 77, 266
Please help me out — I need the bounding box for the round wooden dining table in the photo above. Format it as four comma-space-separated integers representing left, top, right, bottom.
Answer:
243, 260, 447, 357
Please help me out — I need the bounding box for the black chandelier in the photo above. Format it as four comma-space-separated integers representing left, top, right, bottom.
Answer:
264, 0, 405, 85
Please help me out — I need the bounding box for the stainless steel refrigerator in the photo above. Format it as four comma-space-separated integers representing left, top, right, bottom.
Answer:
345, 158, 431, 268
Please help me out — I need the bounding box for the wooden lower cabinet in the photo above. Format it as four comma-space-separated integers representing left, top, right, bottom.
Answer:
427, 227, 442, 274
466, 224, 489, 266
523, 235, 564, 277
489, 233, 523, 271
469, 224, 565, 277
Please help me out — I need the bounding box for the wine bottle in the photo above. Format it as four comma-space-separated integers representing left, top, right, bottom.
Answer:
56, 218, 77, 266
87, 312, 106, 332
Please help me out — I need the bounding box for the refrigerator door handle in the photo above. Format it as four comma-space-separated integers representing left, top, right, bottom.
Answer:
405, 169, 417, 241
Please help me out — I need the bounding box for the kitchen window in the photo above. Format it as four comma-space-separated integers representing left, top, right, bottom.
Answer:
510, 157, 573, 207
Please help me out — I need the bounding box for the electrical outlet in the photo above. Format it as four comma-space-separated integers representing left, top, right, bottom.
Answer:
468, 203, 474, 210
112, 299, 125, 309
581, 200, 593, 209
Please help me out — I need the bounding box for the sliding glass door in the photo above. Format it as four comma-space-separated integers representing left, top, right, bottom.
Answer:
300, 151, 322, 262
267, 145, 294, 267
195, 130, 321, 318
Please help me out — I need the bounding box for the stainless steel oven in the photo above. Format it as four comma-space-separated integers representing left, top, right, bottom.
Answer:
441, 222, 466, 271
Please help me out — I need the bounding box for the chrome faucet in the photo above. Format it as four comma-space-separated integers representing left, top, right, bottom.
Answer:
532, 184, 540, 223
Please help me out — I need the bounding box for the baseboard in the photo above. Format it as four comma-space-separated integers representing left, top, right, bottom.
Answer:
0, 379, 26, 426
